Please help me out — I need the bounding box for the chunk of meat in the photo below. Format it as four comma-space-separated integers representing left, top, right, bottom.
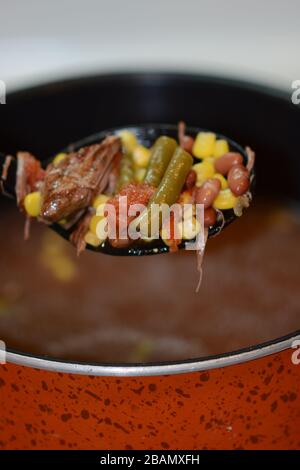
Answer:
106, 151, 122, 195
106, 182, 155, 247
1, 155, 13, 181
41, 136, 121, 223
1, 155, 13, 198
178, 121, 194, 153
69, 209, 94, 256
15, 152, 45, 206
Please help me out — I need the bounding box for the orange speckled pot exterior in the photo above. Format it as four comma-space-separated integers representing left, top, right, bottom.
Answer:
1, 346, 300, 450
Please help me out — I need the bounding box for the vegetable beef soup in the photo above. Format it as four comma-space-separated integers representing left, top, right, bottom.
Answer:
0, 196, 299, 363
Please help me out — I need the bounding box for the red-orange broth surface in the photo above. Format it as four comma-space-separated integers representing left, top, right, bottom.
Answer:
0, 197, 299, 363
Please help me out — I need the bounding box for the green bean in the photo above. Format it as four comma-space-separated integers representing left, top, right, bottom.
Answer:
150, 146, 193, 206
144, 136, 177, 187
116, 152, 134, 191
138, 147, 193, 237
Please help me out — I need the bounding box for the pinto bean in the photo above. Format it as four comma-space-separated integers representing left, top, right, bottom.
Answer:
214, 152, 243, 175
204, 207, 217, 227
181, 136, 194, 153
184, 169, 197, 190
195, 178, 221, 209
228, 164, 250, 196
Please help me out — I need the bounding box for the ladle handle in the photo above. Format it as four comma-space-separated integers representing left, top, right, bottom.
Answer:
0, 152, 16, 199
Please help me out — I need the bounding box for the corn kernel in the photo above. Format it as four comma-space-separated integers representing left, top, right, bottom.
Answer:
141, 234, 155, 243
132, 145, 150, 168
53, 152, 67, 166
89, 215, 103, 236
96, 218, 109, 241
88, 214, 109, 241
84, 231, 103, 247
213, 139, 229, 158
39, 232, 77, 282
182, 203, 195, 220
192, 132, 216, 159
118, 130, 138, 153
182, 216, 201, 240
92, 194, 109, 210
213, 189, 238, 210
135, 168, 146, 183
50, 258, 76, 282
193, 161, 215, 186
96, 202, 108, 218
24, 191, 42, 217
213, 173, 228, 190
160, 227, 174, 247
160, 223, 182, 246
205, 157, 216, 164
179, 190, 193, 205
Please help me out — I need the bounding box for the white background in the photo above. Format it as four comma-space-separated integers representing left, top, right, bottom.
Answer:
0, 0, 299, 92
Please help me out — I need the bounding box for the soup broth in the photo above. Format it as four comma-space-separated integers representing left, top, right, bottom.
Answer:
0, 197, 299, 363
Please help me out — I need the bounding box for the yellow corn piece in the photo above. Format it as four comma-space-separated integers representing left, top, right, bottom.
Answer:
84, 231, 103, 247
39, 232, 77, 282
96, 202, 109, 218
118, 130, 138, 153
93, 206, 109, 240
50, 257, 76, 282
135, 168, 146, 183
132, 145, 150, 168
182, 216, 201, 240
24, 191, 42, 217
213, 139, 229, 158
179, 190, 193, 205
160, 227, 174, 247
96, 218, 109, 241
193, 161, 215, 187
92, 194, 109, 210
141, 234, 156, 243
53, 152, 67, 166
192, 132, 216, 159
89, 215, 103, 236
182, 203, 194, 220
129, 339, 153, 362
205, 157, 215, 164
160, 223, 182, 247
89, 214, 108, 241
213, 189, 238, 210
213, 173, 228, 190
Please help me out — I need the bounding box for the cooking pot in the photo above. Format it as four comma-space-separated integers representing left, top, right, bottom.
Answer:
0, 73, 299, 450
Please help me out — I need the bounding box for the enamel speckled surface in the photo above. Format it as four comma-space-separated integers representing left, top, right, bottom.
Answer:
0, 348, 300, 449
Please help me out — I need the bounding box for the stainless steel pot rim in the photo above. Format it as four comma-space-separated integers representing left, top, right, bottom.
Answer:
5, 331, 300, 377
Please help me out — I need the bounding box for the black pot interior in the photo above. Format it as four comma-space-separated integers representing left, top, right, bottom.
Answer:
0, 73, 299, 365
1, 73, 299, 201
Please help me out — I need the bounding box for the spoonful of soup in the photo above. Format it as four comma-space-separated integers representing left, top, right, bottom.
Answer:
0, 123, 255, 256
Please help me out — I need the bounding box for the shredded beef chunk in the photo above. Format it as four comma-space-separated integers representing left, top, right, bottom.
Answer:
1, 155, 13, 181
69, 210, 94, 255
41, 136, 121, 223
15, 152, 45, 206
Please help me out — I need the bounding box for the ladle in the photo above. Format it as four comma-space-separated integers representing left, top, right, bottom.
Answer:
0, 124, 255, 256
